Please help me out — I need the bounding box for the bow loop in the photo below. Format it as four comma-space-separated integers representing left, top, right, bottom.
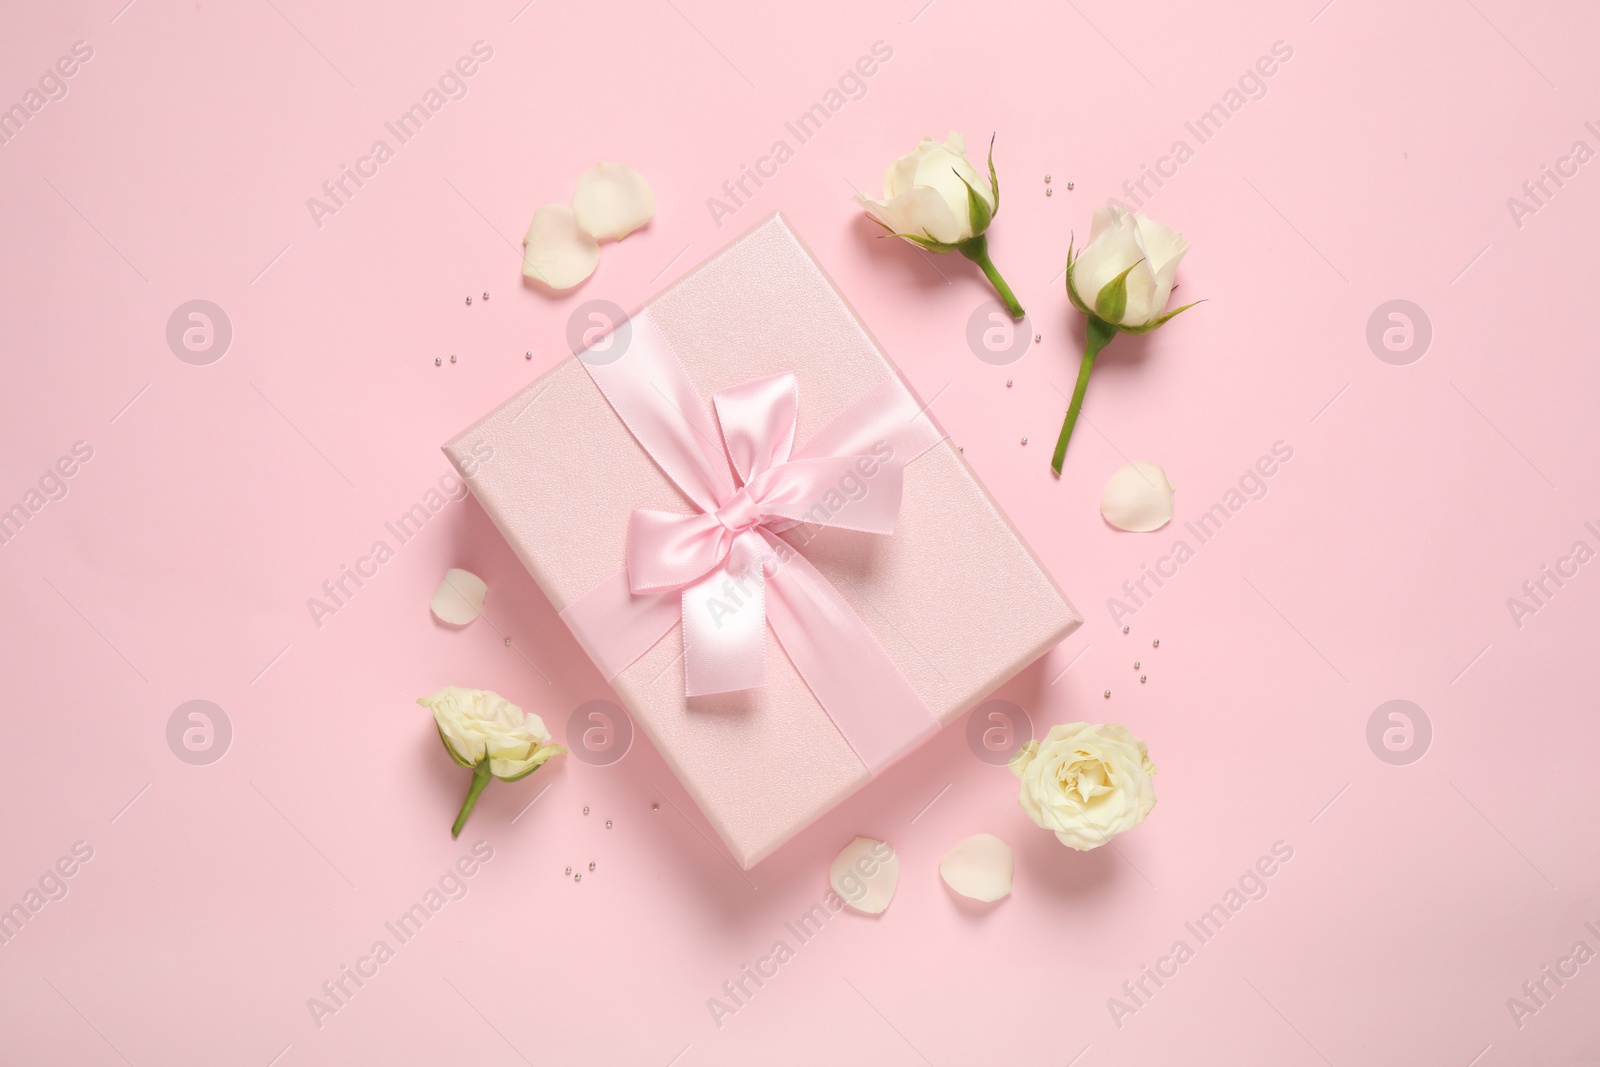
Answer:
627, 509, 731, 594
713, 373, 797, 486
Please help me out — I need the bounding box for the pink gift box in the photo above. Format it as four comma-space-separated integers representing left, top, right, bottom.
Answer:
444, 213, 1080, 868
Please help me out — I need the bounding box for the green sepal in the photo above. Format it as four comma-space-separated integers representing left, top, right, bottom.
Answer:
1063, 238, 1092, 316
956, 168, 993, 237
1093, 258, 1146, 324
985, 133, 1000, 218
1117, 299, 1206, 335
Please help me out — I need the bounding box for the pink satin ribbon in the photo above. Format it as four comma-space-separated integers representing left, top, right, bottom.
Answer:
559, 311, 945, 773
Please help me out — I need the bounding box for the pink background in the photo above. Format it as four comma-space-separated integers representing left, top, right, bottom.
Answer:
2, 0, 1597, 1064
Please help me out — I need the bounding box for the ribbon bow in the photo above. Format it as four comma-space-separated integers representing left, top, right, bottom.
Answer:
627, 371, 906, 694
562, 312, 943, 772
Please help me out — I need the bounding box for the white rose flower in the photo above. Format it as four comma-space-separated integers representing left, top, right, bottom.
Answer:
1010, 722, 1156, 851
1051, 206, 1200, 475
856, 132, 1025, 319
418, 686, 565, 837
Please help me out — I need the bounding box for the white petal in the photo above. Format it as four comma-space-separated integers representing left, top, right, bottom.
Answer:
939, 833, 1014, 902
1086, 203, 1122, 244
856, 193, 905, 234
1134, 213, 1188, 274
522, 204, 600, 290
1101, 462, 1175, 532
1134, 214, 1189, 312
883, 186, 965, 244
431, 568, 487, 626
829, 836, 899, 915
572, 163, 656, 241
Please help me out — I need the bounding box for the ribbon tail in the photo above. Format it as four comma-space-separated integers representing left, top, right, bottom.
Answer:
758, 530, 938, 773
681, 531, 768, 696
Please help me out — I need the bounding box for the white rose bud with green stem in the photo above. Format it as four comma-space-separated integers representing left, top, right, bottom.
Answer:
418, 687, 565, 838
856, 132, 1025, 319
1052, 206, 1201, 474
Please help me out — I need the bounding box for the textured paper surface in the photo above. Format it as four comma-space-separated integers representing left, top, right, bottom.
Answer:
446, 213, 1080, 867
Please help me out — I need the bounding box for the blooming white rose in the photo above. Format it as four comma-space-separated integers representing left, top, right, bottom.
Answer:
1067, 206, 1190, 328
418, 687, 565, 837
1010, 722, 1156, 851
856, 131, 1024, 319
1051, 206, 1199, 475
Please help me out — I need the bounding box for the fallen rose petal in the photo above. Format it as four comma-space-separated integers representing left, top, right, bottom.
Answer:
572, 162, 655, 241
431, 568, 487, 626
829, 836, 899, 915
522, 204, 600, 290
939, 833, 1013, 902
1101, 461, 1175, 532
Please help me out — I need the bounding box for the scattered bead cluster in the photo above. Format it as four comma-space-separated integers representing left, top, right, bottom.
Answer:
565, 803, 643, 882
436, 293, 525, 367
1106, 632, 1160, 696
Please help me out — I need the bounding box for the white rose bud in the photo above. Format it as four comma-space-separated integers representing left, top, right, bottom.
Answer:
418, 687, 565, 838
1052, 206, 1200, 475
1010, 722, 1156, 851
856, 132, 1025, 319
1068, 206, 1189, 329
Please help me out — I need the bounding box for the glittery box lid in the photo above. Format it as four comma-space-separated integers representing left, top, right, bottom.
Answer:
445, 212, 1080, 868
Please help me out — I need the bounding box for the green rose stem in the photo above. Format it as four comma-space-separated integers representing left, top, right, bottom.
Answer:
958, 235, 1024, 320
452, 759, 493, 839
1051, 316, 1117, 475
